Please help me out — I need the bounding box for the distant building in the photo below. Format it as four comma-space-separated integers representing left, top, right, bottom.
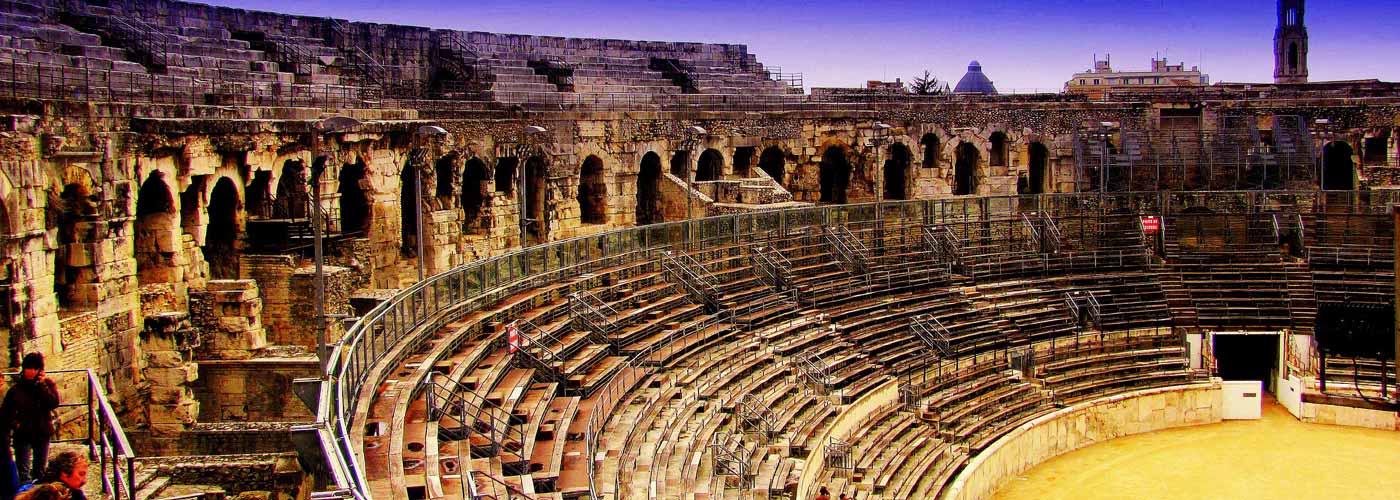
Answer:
865, 79, 905, 93
1064, 55, 1210, 98
953, 61, 997, 95
1274, 0, 1309, 83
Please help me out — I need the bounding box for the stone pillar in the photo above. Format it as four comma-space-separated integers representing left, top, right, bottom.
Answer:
140, 312, 200, 437
189, 279, 269, 360
288, 265, 355, 348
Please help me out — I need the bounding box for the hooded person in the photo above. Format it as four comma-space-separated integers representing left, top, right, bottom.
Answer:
1, 353, 59, 482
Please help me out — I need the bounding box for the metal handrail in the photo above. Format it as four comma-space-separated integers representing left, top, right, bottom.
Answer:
569, 290, 620, 344
313, 190, 1400, 500
911, 314, 954, 357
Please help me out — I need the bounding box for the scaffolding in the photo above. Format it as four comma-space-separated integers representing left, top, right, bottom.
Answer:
1074, 115, 1316, 191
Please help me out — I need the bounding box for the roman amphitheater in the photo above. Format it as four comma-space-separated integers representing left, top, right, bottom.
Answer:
0, 0, 1396, 499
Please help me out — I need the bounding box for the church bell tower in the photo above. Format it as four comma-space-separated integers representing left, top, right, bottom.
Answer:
1274, 0, 1309, 83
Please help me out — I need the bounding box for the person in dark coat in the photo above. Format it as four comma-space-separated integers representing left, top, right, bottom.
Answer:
1, 354, 59, 482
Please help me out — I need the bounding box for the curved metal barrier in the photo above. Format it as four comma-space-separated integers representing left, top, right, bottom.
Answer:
309, 189, 1398, 499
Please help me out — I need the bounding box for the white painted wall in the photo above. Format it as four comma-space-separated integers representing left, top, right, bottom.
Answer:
1222, 380, 1263, 419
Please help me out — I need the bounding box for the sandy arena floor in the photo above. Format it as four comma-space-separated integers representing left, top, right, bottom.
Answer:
993, 397, 1400, 500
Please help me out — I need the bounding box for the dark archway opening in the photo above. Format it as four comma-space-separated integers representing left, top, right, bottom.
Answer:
883, 143, 912, 200
135, 172, 178, 285
1029, 142, 1049, 194
400, 161, 420, 257
245, 170, 272, 219
920, 133, 940, 169
525, 156, 547, 244
670, 151, 690, 178
461, 158, 488, 234
759, 147, 786, 185
989, 132, 1009, 167
1364, 135, 1389, 166
435, 155, 455, 199
578, 156, 607, 225
206, 177, 241, 279
954, 143, 980, 195
819, 147, 851, 204
1213, 334, 1279, 387
274, 159, 308, 219
1288, 42, 1299, 72
494, 157, 518, 195
1322, 142, 1355, 190
696, 149, 723, 182
338, 159, 370, 236
637, 152, 663, 225
733, 147, 755, 177
55, 183, 97, 310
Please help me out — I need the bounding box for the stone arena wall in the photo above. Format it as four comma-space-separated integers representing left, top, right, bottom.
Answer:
940, 381, 1223, 500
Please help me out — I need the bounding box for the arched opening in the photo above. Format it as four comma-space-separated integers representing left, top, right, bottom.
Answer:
819, 147, 851, 204
1288, 42, 1299, 71
399, 161, 420, 257
245, 170, 272, 219
1029, 142, 1049, 194
494, 157, 518, 195
55, 182, 97, 310
338, 159, 370, 236
989, 132, 1009, 167
1364, 134, 1389, 166
1321, 142, 1355, 190
883, 143, 912, 200
759, 147, 785, 185
274, 159, 308, 219
205, 177, 241, 279
954, 142, 980, 195
670, 151, 690, 178
135, 172, 178, 285
525, 156, 547, 244
696, 149, 723, 182
920, 133, 940, 169
637, 152, 663, 225
733, 147, 755, 177
435, 155, 455, 199
578, 156, 607, 225
461, 158, 488, 234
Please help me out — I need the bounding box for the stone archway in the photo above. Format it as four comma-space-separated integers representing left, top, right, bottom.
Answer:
696, 149, 723, 182
494, 157, 518, 195
399, 160, 421, 257
435, 155, 456, 200
524, 155, 547, 244
883, 143, 913, 200
274, 159, 307, 219
1029, 142, 1049, 194
955, 142, 980, 195
205, 177, 241, 280
135, 172, 179, 285
759, 146, 786, 185
733, 147, 755, 177
920, 133, 940, 169
989, 132, 1009, 167
578, 155, 607, 225
637, 152, 663, 225
461, 158, 489, 233
819, 147, 851, 204
338, 159, 371, 236
55, 181, 98, 310
1321, 142, 1355, 190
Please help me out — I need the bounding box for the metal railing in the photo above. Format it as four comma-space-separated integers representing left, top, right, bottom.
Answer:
660, 250, 721, 309
824, 225, 871, 275
748, 245, 795, 291
911, 314, 954, 357
5, 369, 139, 500
569, 290, 620, 345
312, 190, 1400, 500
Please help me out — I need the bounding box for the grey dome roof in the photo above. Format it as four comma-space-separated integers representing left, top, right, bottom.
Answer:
954, 60, 998, 95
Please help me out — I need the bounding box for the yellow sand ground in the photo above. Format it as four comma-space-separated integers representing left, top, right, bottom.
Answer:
993, 398, 1400, 500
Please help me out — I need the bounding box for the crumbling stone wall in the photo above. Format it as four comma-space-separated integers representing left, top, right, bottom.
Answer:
194, 360, 317, 423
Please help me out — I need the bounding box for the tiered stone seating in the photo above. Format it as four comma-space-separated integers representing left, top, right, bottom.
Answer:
1036, 329, 1194, 405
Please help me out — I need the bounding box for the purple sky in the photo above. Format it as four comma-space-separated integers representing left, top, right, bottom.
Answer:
206, 0, 1400, 91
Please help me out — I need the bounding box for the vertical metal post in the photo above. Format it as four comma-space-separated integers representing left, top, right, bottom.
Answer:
313, 135, 327, 372
519, 149, 528, 247
415, 155, 425, 281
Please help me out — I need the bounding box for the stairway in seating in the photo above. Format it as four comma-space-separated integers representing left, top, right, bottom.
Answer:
1284, 261, 1317, 335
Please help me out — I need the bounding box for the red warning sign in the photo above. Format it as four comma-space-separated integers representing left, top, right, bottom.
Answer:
1141, 216, 1161, 234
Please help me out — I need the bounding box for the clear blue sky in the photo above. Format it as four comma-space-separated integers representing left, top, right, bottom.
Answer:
205, 0, 1400, 91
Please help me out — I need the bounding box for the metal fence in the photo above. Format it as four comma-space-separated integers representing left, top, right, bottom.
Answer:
2, 369, 138, 500
311, 190, 1399, 499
